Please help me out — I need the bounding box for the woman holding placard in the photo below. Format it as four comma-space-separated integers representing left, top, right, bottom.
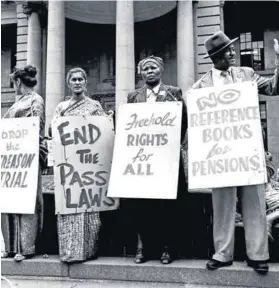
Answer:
52, 67, 111, 263
1, 65, 45, 262
125, 56, 188, 264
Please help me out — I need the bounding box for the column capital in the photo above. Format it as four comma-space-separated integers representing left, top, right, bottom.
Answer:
22, 1, 47, 27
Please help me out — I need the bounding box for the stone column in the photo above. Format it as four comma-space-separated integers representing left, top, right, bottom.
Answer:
177, 0, 195, 96
45, 0, 65, 131
115, 0, 135, 115
23, 1, 46, 94
109, 56, 114, 78
41, 27, 47, 99
100, 53, 109, 83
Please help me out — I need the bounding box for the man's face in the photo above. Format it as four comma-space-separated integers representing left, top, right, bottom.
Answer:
141, 62, 162, 85
213, 44, 236, 70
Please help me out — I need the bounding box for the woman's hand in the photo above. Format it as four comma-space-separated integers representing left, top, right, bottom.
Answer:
107, 110, 114, 121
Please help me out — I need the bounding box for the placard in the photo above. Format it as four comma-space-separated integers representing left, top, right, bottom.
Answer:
1, 117, 39, 214
52, 116, 119, 214
108, 102, 182, 199
187, 81, 267, 190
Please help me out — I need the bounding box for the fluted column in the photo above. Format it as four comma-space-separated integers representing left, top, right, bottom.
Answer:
115, 0, 135, 115
27, 12, 41, 93
100, 53, 109, 83
177, 0, 195, 96
23, 1, 46, 94
45, 0, 65, 130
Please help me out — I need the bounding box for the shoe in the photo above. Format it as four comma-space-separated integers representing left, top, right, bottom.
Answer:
206, 259, 233, 270
134, 248, 146, 264
1, 251, 9, 258
14, 253, 26, 262
160, 251, 172, 265
247, 259, 269, 275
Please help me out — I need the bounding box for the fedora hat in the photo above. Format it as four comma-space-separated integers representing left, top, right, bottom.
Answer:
203, 31, 238, 59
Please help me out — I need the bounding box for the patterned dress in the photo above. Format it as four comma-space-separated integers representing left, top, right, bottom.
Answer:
53, 97, 106, 262
1, 92, 45, 256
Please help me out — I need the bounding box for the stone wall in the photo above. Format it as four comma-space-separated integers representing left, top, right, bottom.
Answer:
16, 2, 28, 68
1, 1, 16, 25
195, 1, 222, 77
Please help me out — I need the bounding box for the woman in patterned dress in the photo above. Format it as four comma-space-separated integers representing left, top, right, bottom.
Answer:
52, 67, 109, 263
1, 65, 45, 262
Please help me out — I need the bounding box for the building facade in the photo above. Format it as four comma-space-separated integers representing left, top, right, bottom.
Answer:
2, 4, 279, 284
2, 0, 279, 168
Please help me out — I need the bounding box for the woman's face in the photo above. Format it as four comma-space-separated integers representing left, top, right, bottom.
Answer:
68, 72, 87, 95
141, 62, 162, 85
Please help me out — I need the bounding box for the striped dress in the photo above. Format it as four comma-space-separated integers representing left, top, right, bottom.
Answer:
53, 97, 106, 262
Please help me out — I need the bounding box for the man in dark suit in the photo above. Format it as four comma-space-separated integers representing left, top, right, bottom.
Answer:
126, 55, 187, 264
191, 31, 279, 274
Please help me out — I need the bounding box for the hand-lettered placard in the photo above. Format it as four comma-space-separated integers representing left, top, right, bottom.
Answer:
187, 81, 267, 190
1, 117, 39, 214
52, 116, 119, 215
107, 102, 182, 199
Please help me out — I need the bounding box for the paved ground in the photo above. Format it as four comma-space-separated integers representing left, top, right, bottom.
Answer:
1, 277, 250, 288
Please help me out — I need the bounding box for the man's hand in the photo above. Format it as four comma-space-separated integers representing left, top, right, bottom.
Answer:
274, 39, 279, 55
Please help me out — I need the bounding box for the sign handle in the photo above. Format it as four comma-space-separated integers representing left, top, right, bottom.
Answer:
16, 215, 21, 255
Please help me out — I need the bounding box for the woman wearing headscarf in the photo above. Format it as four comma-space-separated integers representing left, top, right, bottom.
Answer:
52, 67, 111, 263
1, 65, 45, 262
126, 56, 187, 264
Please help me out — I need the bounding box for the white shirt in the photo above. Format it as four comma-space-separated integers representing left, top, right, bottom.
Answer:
211, 67, 233, 87
146, 83, 161, 103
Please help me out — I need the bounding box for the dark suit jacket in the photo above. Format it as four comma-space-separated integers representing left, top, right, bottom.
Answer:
192, 66, 279, 96
127, 84, 187, 142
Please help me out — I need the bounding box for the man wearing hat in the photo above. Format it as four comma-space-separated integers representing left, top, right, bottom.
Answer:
125, 55, 187, 265
191, 31, 279, 274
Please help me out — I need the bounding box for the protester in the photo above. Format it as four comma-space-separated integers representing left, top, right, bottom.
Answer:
52, 67, 109, 263
236, 152, 279, 240
191, 31, 279, 274
1, 65, 45, 262
265, 153, 279, 240
125, 55, 187, 264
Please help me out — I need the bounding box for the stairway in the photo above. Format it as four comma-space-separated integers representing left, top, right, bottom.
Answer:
2, 256, 279, 288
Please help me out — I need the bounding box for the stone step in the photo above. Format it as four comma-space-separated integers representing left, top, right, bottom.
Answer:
2, 256, 279, 288
1, 277, 251, 288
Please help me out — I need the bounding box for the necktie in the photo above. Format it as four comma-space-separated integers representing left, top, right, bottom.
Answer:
221, 70, 232, 85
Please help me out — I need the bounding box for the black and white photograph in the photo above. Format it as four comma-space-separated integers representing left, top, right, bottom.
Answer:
1, 0, 279, 287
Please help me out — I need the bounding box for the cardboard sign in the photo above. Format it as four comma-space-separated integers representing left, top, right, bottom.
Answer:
187, 81, 267, 190
1, 117, 39, 214
52, 116, 119, 215
108, 102, 182, 199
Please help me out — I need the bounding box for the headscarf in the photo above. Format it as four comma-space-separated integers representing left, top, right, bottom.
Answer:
137, 55, 164, 74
